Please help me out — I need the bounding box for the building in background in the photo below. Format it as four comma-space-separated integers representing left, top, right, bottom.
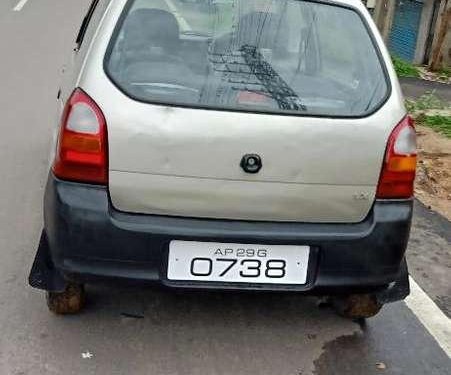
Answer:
364, 0, 450, 69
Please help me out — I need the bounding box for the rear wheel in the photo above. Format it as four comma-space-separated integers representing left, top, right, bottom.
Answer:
46, 283, 85, 315
331, 294, 383, 319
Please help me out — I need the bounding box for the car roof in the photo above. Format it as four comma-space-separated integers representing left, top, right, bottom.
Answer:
109, 0, 366, 8
332, 0, 365, 5
310, 0, 367, 8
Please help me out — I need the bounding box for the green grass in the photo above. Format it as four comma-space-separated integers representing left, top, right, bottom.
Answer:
416, 114, 451, 138
405, 91, 450, 137
437, 67, 451, 80
405, 91, 446, 112
392, 56, 420, 78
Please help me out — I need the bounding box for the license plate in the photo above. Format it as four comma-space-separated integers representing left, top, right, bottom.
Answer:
167, 241, 310, 285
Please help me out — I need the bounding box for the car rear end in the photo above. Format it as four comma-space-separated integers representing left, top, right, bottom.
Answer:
30, 0, 415, 312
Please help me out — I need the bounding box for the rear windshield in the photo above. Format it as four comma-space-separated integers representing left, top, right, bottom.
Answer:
105, 0, 389, 117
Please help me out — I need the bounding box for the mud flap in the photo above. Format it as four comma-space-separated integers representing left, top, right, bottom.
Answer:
376, 258, 410, 304
28, 231, 67, 292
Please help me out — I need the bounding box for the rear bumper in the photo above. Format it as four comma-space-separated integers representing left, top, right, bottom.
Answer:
31, 174, 412, 297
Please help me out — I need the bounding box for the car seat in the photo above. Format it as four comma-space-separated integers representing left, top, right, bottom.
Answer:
121, 8, 182, 63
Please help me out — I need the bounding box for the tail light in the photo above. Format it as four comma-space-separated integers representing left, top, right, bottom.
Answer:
53, 89, 108, 185
376, 116, 416, 199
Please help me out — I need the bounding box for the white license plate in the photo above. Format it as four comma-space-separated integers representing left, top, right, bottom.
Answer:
167, 241, 310, 285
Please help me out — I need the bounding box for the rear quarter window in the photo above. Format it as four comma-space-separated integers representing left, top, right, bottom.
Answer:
77, 0, 111, 55
105, 0, 390, 117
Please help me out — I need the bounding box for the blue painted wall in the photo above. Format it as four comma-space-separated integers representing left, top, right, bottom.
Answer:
388, 0, 424, 62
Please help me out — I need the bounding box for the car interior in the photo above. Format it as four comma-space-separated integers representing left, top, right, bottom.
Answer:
106, 2, 388, 116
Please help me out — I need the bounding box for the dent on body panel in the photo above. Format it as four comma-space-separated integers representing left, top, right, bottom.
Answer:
117, 104, 180, 163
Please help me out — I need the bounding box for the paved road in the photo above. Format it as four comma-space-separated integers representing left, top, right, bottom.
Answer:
400, 77, 451, 102
0, 1, 450, 374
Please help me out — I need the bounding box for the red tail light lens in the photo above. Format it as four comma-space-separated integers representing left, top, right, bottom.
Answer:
376, 116, 417, 199
53, 89, 108, 184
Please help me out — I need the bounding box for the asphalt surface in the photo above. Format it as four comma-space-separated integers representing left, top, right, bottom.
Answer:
400, 77, 451, 102
0, 1, 450, 374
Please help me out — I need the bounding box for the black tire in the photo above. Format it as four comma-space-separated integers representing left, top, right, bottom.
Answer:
46, 283, 85, 315
332, 294, 383, 319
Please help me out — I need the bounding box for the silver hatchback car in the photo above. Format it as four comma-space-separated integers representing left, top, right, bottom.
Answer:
29, 0, 416, 318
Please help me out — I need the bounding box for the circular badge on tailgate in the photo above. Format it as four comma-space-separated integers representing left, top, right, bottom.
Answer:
240, 154, 262, 174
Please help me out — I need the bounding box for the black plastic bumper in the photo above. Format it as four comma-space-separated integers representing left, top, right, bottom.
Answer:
30, 174, 412, 299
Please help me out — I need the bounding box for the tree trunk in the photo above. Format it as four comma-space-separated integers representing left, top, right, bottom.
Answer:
429, 0, 451, 71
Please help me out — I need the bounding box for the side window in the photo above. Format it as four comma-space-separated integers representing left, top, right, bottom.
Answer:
60, 0, 109, 102
75, 0, 100, 50
75, 0, 110, 53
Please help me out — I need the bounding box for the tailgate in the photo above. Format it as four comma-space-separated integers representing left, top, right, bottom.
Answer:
105, 103, 392, 223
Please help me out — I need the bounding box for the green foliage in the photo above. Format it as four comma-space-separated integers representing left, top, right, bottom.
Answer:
405, 91, 446, 112
415, 114, 451, 138
392, 56, 420, 78
437, 67, 451, 80
406, 91, 450, 137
